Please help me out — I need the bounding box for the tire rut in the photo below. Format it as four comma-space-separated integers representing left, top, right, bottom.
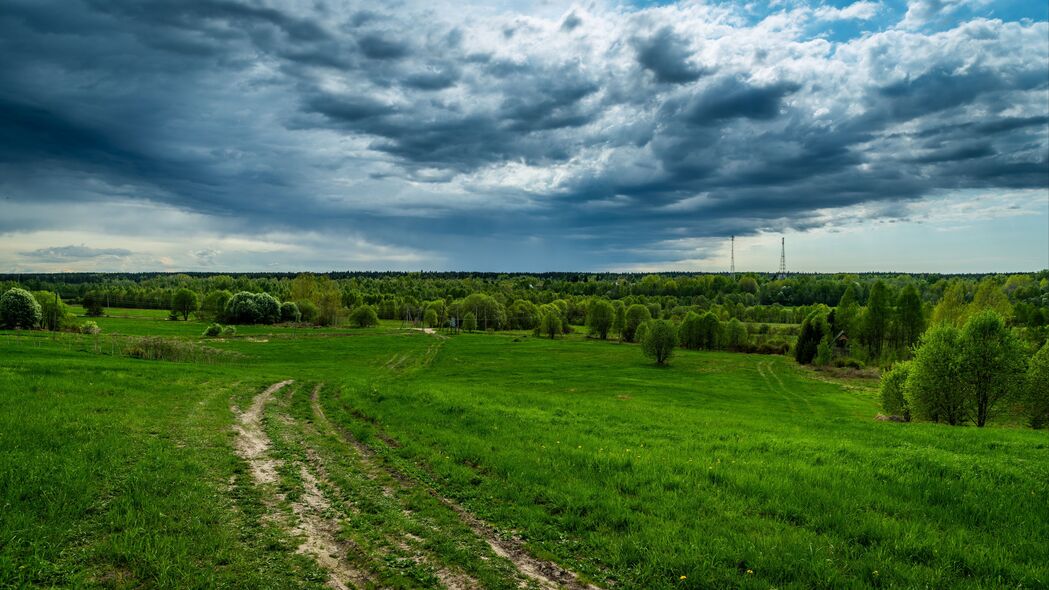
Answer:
232, 380, 372, 590
310, 384, 603, 590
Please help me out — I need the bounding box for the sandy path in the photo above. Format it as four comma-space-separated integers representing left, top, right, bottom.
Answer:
233, 381, 370, 590
310, 385, 602, 590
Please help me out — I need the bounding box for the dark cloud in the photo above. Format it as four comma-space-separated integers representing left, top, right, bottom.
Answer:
0, 0, 1045, 269
633, 27, 706, 84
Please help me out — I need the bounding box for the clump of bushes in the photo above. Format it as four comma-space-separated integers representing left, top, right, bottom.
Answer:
202, 323, 237, 337
123, 336, 238, 363
1, 288, 42, 329
224, 292, 281, 324
80, 321, 101, 335
350, 305, 379, 328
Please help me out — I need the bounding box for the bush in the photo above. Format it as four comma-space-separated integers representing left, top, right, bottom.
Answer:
0, 288, 42, 329
33, 291, 75, 331
350, 305, 379, 328
1026, 342, 1049, 428
280, 301, 301, 323
82, 291, 105, 317
199, 290, 232, 322
957, 310, 1026, 427
641, 319, 676, 365
424, 308, 439, 328
297, 300, 319, 324
880, 362, 911, 420
80, 321, 101, 335
202, 323, 223, 337
225, 292, 281, 325
623, 304, 652, 342
586, 299, 614, 340
906, 324, 965, 425
540, 310, 562, 339
462, 312, 477, 332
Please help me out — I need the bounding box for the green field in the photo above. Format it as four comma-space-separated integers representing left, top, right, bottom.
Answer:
2, 314, 1047, 589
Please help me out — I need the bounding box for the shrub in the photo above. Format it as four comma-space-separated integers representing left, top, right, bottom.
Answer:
424, 308, 439, 328
880, 362, 911, 420
199, 290, 232, 322
623, 304, 652, 342
540, 310, 562, 339
224, 292, 281, 325
641, 319, 676, 365
350, 305, 379, 328
280, 301, 301, 323
80, 321, 101, 335
33, 291, 75, 331
82, 291, 105, 317
724, 318, 748, 351
221, 325, 237, 337
0, 288, 42, 329
297, 300, 319, 324
202, 323, 223, 337
586, 298, 614, 340
1026, 341, 1049, 428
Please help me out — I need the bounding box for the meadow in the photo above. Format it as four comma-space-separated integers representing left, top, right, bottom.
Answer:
2, 310, 1047, 589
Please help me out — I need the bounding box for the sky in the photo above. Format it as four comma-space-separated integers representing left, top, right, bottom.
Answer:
0, 0, 1046, 273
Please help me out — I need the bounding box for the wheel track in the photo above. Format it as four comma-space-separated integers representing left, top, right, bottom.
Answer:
232, 380, 372, 590
310, 384, 603, 590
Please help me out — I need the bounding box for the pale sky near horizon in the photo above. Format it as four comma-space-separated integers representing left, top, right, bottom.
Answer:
1, 0, 1046, 273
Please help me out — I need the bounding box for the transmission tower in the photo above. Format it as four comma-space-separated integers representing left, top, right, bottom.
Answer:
730, 235, 735, 280
777, 237, 786, 278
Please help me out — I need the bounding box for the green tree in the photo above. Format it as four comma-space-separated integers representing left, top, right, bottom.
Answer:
678, 311, 703, 349
863, 281, 891, 357
697, 312, 721, 350
795, 307, 830, 365
297, 300, 319, 324
349, 305, 379, 328
462, 312, 477, 332
254, 293, 281, 324
540, 309, 562, 339
641, 319, 676, 365
969, 279, 1013, 321
893, 284, 925, 352
880, 362, 911, 420
82, 291, 105, 317
280, 301, 301, 322
723, 318, 748, 351
171, 288, 199, 321
622, 304, 652, 342
200, 290, 232, 322
586, 298, 614, 340
225, 292, 260, 324
738, 276, 759, 294
611, 301, 626, 339
958, 311, 1026, 427
424, 308, 439, 328
1025, 342, 1049, 428
33, 291, 73, 331
0, 288, 42, 329
833, 283, 861, 337
932, 281, 968, 326
906, 324, 965, 425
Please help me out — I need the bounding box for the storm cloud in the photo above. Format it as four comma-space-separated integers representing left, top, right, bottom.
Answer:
0, 0, 1046, 271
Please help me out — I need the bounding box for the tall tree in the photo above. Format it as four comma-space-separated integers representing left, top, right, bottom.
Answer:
932, 281, 968, 326
958, 311, 1026, 427
171, 288, 199, 321
586, 298, 614, 340
863, 280, 891, 358
906, 324, 966, 425
833, 283, 860, 337
623, 304, 652, 342
893, 283, 925, 352
641, 319, 676, 365
970, 279, 1013, 321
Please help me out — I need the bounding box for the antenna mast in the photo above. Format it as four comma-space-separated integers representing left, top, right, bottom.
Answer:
777, 237, 786, 278
730, 235, 735, 280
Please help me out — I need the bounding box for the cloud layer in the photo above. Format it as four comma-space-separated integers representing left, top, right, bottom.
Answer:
0, 0, 1046, 271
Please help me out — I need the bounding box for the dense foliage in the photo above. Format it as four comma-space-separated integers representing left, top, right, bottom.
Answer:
0, 288, 43, 329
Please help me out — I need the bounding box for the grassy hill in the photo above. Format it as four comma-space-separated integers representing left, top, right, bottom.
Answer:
2, 313, 1046, 589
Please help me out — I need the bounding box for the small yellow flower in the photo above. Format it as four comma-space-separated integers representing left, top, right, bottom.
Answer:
746, 569, 753, 575
679, 575, 687, 580
873, 570, 879, 577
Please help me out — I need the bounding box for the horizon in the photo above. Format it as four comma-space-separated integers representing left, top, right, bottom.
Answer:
1, 0, 1047, 272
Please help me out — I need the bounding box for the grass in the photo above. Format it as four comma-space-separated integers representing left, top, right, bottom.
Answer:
1, 314, 1046, 589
